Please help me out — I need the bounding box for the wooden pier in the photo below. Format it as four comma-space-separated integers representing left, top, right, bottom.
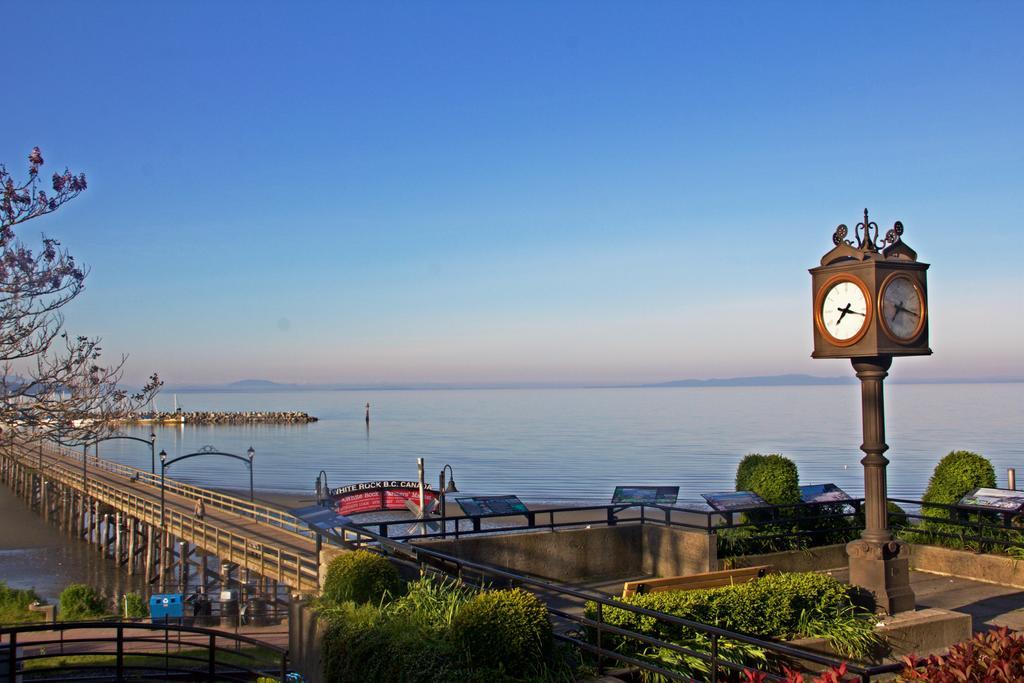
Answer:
0, 441, 320, 596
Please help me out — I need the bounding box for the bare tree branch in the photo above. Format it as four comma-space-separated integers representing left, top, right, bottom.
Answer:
1, 147, 161, 446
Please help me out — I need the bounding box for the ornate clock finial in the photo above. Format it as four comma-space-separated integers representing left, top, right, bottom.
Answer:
856, 208, 879, 252
825, 209, 915, 264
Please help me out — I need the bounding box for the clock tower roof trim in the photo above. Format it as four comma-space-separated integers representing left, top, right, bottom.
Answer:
820, 208, 918, 267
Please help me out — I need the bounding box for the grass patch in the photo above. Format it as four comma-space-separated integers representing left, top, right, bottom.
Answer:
21, 645, 282, 672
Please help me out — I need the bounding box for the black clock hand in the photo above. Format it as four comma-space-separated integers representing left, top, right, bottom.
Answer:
893, 302, 920, 320
836, 305, 850, 324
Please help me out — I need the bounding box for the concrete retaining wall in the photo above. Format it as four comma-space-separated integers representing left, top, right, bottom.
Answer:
908, 543, 1024, 589
723, 543, 849, 573
417, 523, 715, 582
643, 525, 717, 576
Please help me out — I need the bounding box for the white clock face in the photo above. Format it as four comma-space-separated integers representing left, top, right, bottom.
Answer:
880, 275, 924, 341
821, 279, 869, 342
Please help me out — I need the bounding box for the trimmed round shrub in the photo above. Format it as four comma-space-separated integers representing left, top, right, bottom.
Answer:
59, 584, 106, 621
922, 450, 996, 506
735, 454, 768, 493
449, 588, 552, 674
736, 453, 800, 506
322, 550, 403, 606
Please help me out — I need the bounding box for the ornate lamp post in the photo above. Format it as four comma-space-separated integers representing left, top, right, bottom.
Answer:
159, 449, 168, 526
810, 209, 930, 614
95, 432, 158, 474
438, 464, 459, 538
247, 446, 255, 502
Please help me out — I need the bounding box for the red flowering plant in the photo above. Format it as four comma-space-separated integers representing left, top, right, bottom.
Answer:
743, 663, 849, 683
899, 627, 1024, 682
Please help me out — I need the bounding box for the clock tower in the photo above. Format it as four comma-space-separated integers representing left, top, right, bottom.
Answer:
810, 209, 930, 614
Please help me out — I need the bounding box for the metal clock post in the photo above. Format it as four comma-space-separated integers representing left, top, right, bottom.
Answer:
809, 209, 930, 614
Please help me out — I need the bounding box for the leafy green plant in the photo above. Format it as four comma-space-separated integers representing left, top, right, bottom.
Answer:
59, 584, 107, 621
736, 454, 800, 506
319, 575, 568, 682
922, 450, 996, 512
322, 600, 449, 683
887, 501, 909, 530
321, 549, 403, 606
585, 571, 880, 677
736, 454, 769, 493
449, 588, 553, 675
383, 576, 474, 628
899, 450, 1009, 554
0, 581, 42, 624
900, 626, 1024, 681
120, 592, 148, 619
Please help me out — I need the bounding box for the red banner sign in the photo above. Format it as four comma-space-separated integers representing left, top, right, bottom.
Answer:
331, 482, 437, 516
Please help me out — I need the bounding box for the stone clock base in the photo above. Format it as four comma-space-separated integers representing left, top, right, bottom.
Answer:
847, 537, 916, 615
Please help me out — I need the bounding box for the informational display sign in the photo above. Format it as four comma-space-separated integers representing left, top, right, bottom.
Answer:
702, 491, 769, 512
957, 488, 1024, 514
291, 505, 354, 531
611, 486, 680, 506
328, 481, 438, 516
455, 495, 529, 517
799, 483, 853, 504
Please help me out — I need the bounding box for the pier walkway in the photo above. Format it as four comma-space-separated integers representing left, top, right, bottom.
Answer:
1, 442, 320, 594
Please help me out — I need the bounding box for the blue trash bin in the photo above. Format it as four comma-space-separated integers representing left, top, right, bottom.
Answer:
149, 593, 184, 623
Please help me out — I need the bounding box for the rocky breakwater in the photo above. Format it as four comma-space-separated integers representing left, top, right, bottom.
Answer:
131, 411, 318, 425
184, 410, 319, 424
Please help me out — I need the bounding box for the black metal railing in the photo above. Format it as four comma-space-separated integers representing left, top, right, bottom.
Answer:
366, 498, 868, 557
890, 497, 1024, 555
0, 620, 291, 682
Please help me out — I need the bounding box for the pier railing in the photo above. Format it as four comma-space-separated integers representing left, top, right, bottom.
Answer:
40, 441, 315, 541
0, 620, 291, 682
8, 445, 321, 593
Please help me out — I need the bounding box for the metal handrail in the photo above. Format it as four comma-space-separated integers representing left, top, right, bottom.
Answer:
369, 497, 867, 543
39, 441, 314, 540
0, 620, 290, 682
5, 447, 320, 592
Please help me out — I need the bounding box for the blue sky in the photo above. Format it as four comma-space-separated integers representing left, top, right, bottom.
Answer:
3, 2, 1022, 385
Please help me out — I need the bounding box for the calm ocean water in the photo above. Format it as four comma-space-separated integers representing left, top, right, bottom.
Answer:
98, 384, 1023, 506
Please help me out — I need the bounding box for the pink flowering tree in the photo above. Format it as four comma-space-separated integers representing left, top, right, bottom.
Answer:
1, 147, 160, 447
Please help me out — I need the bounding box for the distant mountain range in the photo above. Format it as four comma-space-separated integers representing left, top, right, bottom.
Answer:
157, 374, 1022, 392
639, 374, 856, 388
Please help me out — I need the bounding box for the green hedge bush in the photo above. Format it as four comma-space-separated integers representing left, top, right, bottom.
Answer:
586, 571, 880, 671
321, 549, 403, 606
748, 455, 800, 506
735, 454, 768, 493
320, 576, 567, 682
449, 588, 552, 674
59, 584, 106, 621
900, 450, 1012, 553
922, 450, 996, 509
120, 592, 148, 619
0, 581, 41, 624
